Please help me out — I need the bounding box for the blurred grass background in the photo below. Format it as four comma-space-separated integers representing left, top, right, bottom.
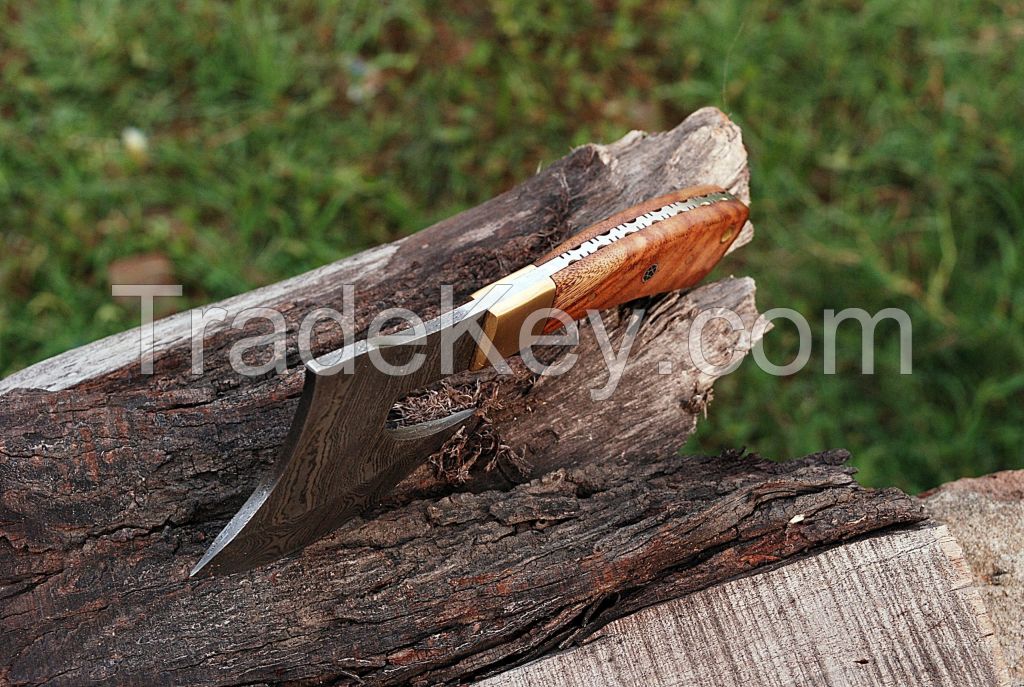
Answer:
1, 0, 1021, 491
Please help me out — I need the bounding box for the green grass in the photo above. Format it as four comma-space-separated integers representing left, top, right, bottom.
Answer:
1, 0, 1021, 492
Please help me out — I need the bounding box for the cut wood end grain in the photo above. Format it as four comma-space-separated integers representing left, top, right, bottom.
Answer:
924, 470, 1024, 685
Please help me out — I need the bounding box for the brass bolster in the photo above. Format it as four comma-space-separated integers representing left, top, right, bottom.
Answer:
468, 265, 557, 371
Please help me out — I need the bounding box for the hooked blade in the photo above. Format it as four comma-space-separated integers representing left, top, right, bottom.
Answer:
190, 304, 487, 577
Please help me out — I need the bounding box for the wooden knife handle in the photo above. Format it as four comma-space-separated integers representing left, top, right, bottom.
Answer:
468, 184, 748, 369
536, 184, 749, 327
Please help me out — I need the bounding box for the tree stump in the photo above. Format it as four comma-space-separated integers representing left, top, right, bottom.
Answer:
0, 109, 1001, 686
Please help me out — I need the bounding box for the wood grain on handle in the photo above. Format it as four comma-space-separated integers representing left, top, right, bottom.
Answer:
469, 185, 748, 369
537, 184, 748, 326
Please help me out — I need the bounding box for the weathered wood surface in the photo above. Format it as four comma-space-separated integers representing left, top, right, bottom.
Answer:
1, 445, 925, 686
479, 524, 1010, 687
1, 108, 921, 685
924, 470, 1024, 685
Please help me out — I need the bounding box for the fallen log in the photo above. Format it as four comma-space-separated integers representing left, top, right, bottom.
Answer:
0, 108, 961, 685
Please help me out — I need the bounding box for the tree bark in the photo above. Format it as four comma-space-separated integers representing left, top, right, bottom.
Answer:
1, 108, 925, 686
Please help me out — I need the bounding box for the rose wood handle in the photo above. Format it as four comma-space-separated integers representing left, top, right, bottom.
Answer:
535, 184, 749, 329
468, 185, 749, 369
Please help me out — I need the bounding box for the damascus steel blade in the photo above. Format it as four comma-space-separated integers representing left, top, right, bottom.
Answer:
190, 305, 487, 577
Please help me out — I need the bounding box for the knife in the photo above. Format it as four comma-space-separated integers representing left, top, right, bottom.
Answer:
191, 184, 749, 576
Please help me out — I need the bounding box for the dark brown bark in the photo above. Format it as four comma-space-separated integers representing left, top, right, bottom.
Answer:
0, 108, 924, 686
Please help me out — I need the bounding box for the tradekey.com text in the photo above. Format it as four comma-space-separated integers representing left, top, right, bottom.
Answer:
113, 284, 912, 401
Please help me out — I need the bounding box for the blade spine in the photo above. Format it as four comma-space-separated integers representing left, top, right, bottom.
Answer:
306, 300, 485, 376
